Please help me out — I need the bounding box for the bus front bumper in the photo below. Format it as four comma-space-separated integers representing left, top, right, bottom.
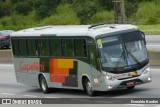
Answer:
104, 71, 151, 91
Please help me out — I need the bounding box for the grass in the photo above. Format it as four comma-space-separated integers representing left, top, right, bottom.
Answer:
148, 50, 160, 52
137, 24, 160, 35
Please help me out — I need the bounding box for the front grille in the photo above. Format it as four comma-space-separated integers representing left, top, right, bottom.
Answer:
118, 75, 140, 80
117, 79, 143, 88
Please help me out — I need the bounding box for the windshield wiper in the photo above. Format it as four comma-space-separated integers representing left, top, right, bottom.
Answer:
124, 44, 141, 68
115, 51, 125, 69
100, 50, 108, 63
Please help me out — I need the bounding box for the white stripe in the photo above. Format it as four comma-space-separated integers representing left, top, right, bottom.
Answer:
125, 104, 144, 106
0, 64, 13, 67
151, 69, 160, 71
71, 99, 88, 102
44, 96, 60, 98
96, 101, 112, 103
23, 95, 38, 97
1, 93, 15, 96
147, 45, 160, 47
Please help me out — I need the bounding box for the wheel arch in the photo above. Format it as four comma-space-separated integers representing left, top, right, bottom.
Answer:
38, 73, 48, 88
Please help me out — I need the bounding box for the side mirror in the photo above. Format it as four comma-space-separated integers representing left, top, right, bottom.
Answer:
141, 31, 146, 45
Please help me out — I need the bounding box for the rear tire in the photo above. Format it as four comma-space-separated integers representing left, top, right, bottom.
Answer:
127, 86, 135, 90
40, 75, 50, 94
83, 78, 95, 96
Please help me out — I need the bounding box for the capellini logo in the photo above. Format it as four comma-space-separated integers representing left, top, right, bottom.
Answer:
20, 61, 45, 72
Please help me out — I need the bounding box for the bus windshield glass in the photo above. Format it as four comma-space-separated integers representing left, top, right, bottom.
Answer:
98, 31, 148, 73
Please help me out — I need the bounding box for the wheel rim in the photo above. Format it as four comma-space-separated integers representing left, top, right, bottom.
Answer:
41, 78, 46, 91
86, 81, 92, 94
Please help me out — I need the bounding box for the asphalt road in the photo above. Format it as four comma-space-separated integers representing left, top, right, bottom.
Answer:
146, 35, 160, 50
0, 64, 160, 107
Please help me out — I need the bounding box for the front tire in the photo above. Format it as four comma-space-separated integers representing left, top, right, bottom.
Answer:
83, 78, 95, 96
40, 75, 50, 94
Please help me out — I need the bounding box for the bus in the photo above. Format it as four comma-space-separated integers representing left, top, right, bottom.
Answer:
11, 24, 151, 96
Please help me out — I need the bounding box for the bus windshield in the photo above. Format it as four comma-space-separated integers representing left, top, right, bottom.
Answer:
98, 31, 148, 73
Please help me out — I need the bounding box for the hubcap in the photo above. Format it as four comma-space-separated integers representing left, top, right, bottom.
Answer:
41, 79, 46, 91
86, 81, 92, 94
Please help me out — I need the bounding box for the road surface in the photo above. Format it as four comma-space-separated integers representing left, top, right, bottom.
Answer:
146, 35, 160, 50
0, 64, 160, 107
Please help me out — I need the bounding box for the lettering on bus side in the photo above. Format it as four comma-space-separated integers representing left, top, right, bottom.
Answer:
20, 61, 45, 72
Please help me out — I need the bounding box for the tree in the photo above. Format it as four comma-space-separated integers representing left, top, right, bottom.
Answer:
125, 0, 140, 18
98, 0, 114, 11
41, 4, 80, 25
73, 0, 98, 24
14, 1, 33, 15
0, 0, 13, 18
34, 0, 61, 19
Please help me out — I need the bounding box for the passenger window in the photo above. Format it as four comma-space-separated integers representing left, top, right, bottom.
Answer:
62, 39, 74, 57
12, 39, 19, 56
38, 39, 50, 56
19, 39, 27, 56
75, 39, 87, 57
27, 39, 38, 56
50, 39, 61, 56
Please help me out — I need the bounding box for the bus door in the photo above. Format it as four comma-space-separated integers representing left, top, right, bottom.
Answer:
88, 44, 98, 75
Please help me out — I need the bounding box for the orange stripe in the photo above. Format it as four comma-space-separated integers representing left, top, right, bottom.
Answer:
53, 68, 69, 75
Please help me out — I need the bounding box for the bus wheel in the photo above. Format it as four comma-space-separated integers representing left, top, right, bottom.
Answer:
40, 75, 49, 94
83, 79, 95, 96
127, 86, 135, 90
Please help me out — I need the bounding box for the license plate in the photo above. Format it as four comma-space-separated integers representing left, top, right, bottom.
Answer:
127, 81, 134, 86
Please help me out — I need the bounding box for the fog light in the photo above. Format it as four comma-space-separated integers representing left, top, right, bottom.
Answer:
107, 85, 113, 89
147, 77, 151, 81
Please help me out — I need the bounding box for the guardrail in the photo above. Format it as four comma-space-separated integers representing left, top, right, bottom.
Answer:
0, 50, 12, 62
0, 50, 159, 66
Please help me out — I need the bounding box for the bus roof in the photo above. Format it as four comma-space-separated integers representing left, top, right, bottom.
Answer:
11, 24, 139, 38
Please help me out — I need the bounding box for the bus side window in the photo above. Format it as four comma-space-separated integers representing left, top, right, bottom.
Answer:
19, 39, 27, 56
27, 39, 38, 56
62, 39, 74, 57
12, 39, 19, 56
88, 45, 97, 69
74, 39, 87, 57
38, 39, 50, 56
50, 39, 61, 56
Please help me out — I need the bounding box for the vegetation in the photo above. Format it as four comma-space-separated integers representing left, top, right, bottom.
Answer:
0, 0, 160, 34
138, 24, 160, 35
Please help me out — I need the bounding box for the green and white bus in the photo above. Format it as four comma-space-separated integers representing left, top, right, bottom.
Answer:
11, 24, 151, 96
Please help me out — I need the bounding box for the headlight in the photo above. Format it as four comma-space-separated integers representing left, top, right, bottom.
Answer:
143, 67, 150, 74
106, 75, 114, 80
